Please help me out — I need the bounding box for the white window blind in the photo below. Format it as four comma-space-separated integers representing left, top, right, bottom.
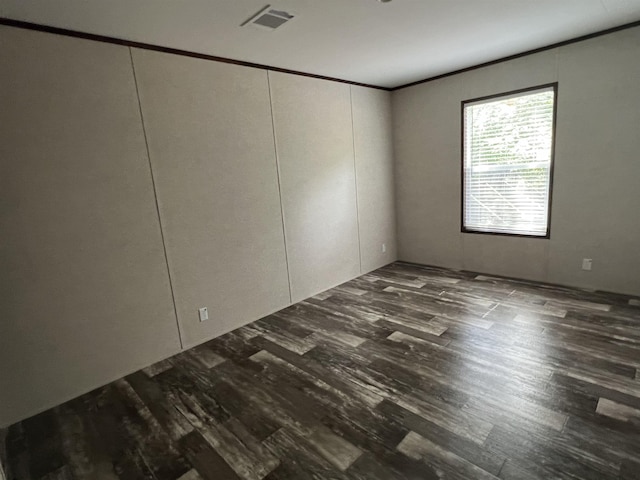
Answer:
462, 85, 556, 237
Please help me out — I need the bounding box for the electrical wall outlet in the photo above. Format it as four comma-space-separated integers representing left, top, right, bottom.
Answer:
582, 258, 593, 271
382, 243, 387, 253
198, 307, 209, 322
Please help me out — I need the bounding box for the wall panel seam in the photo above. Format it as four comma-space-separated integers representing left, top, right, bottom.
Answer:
266, 71, 293, 304
387, 94, 400, 262
349, 87, 363, 274
389, 93, 404, 260
128, 47, 184, 349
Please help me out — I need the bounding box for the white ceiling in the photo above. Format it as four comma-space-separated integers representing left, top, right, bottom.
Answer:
1, 0, 639, 88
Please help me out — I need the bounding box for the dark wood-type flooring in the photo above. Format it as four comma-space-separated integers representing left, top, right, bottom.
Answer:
3, 262, 640, 479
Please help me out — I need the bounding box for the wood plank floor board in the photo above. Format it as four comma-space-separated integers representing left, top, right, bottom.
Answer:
178, 431, 241, 480
376, 399, 506, 475
620, 458, 640, 480
345, 452, 416, 480
362, 328, 554, 407
3, 261, 640, 479
483, 423, 622, 480
396, 431, 500, 480
560, 415, 640, 470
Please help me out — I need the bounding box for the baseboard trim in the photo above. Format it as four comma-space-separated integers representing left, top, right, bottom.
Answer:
0, 259, 400, 429
395, 260, 640, 300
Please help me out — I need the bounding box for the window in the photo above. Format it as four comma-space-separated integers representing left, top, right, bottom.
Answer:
462, 84, 557, 237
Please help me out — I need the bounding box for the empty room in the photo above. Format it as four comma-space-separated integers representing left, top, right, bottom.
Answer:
1, 1, 640, 479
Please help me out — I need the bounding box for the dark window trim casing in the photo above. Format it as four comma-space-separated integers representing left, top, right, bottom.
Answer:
460, 82, 559, 240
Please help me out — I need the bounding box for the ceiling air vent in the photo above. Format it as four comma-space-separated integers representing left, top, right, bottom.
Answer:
242, 5, 295, 31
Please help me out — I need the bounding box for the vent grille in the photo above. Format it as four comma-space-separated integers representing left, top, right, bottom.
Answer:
243, 6, 295, 31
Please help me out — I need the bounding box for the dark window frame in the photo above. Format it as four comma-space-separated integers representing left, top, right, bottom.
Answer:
460, 82, 559, 239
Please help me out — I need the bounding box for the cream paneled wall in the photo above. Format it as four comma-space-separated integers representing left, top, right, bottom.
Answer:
269, 72, 361, 303
393, 26, 640, 295
130, 50, 291, 349
547, 29, 640, 293
0, 28, 182, 427
3, 17, 637, 433
351, 87, 398, 273
0, 26, 396, 427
